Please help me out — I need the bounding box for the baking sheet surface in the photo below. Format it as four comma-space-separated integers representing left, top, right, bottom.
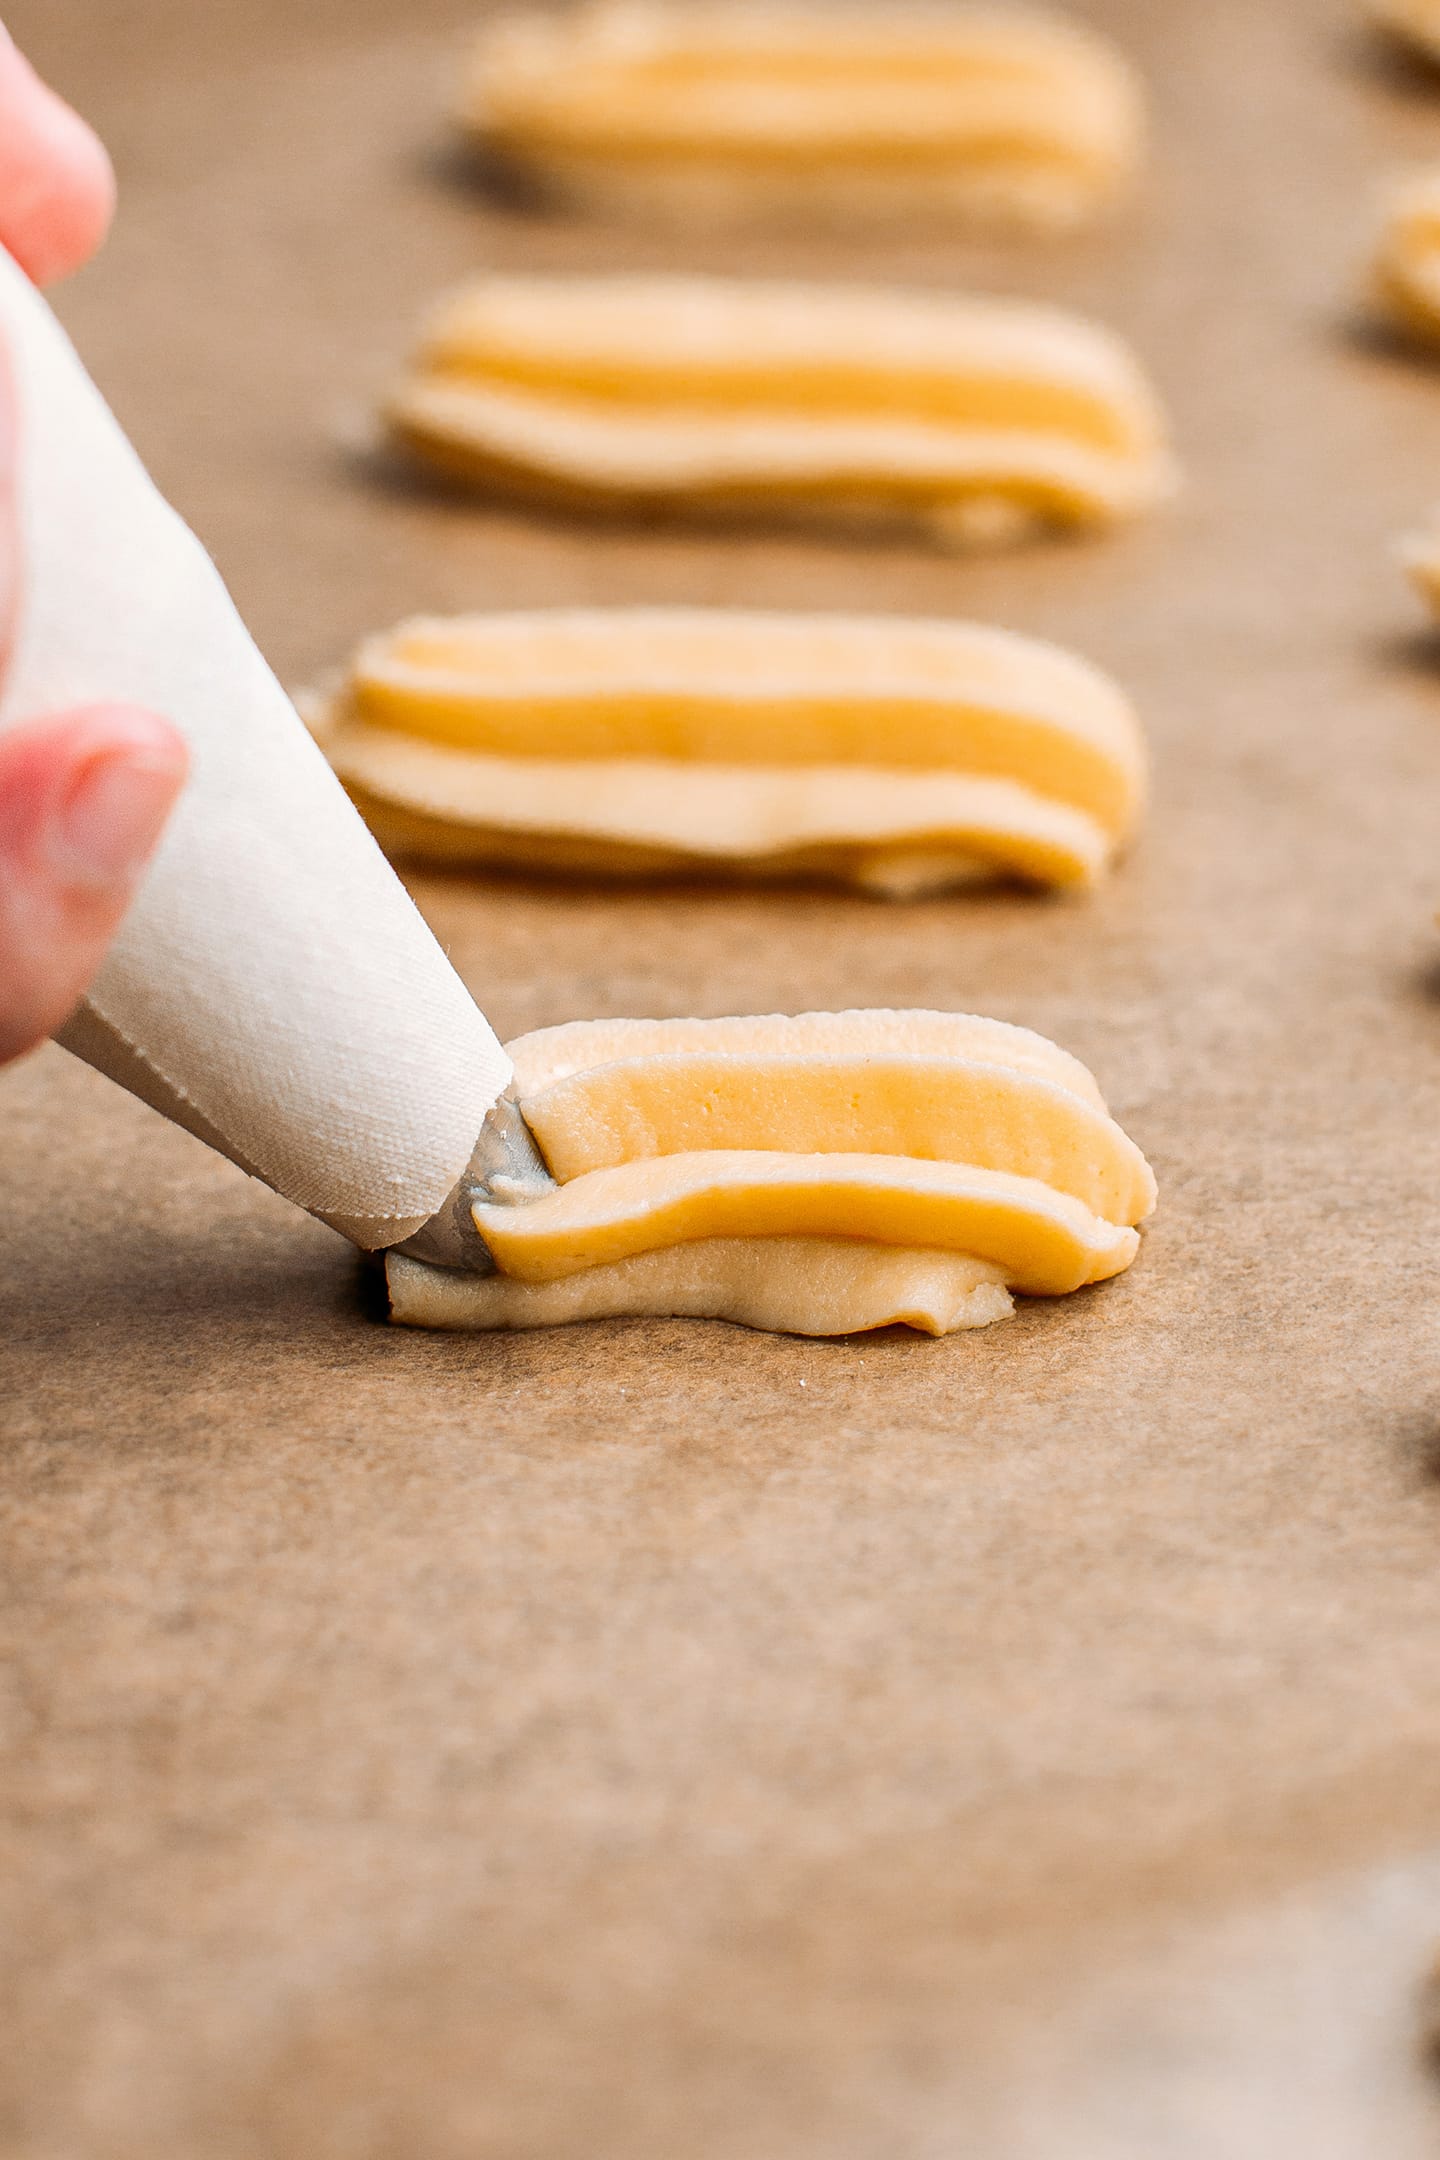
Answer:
7, 1, 1440, 2151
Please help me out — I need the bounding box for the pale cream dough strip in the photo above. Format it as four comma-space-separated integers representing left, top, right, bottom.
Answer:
326, 733, 1114, 892
389, 380, 1168, 540
389, 1240, 1015, 1337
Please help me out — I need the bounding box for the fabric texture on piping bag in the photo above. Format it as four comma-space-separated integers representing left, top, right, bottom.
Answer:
0, 246, 511, 1245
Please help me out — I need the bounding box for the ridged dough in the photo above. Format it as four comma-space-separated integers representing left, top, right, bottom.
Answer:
311, 608, 1144, 895
471, 1152, 1139, 1291
387, 1009, 1153, 1338
460, 1, 1143, 235
386, 276, 1175, 546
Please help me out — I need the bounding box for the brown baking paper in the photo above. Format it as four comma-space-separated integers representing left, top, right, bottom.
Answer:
6, 0, 1440, 2152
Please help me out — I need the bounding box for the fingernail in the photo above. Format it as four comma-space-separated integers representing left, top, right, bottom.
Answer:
49, 749, 184, 887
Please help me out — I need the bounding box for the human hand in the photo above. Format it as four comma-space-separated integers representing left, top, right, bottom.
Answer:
0, 24, 187, 1066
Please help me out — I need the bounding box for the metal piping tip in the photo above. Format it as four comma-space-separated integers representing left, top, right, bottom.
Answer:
388, 1092, 555, 1272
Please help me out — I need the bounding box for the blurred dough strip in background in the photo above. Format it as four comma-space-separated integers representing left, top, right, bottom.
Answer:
458, 0, 1144, 233
1370, 168, 1440, 345
385, 275, 1177, 549
1367, 0, 1440, 65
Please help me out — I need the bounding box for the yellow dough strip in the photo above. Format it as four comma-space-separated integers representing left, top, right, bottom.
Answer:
471, 1151, 1139, 1290
520, 1053, 1156, 1223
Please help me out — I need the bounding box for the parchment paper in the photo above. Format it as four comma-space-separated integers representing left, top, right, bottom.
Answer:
6, 0, 1440, 2153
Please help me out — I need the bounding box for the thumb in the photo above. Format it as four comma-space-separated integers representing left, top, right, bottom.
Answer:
0, 704, 188, 1066
0, 23, 115, 286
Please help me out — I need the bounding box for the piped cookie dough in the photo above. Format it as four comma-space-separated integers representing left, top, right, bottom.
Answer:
308, 608, 1145, 896
1397, 508, 1440, 610
1373, 170, 1440, 343
1367, 0, 1440, 62
384, 274, 1176, 548
460, 1, 1144, 235
387, 1009, 1155, 1337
